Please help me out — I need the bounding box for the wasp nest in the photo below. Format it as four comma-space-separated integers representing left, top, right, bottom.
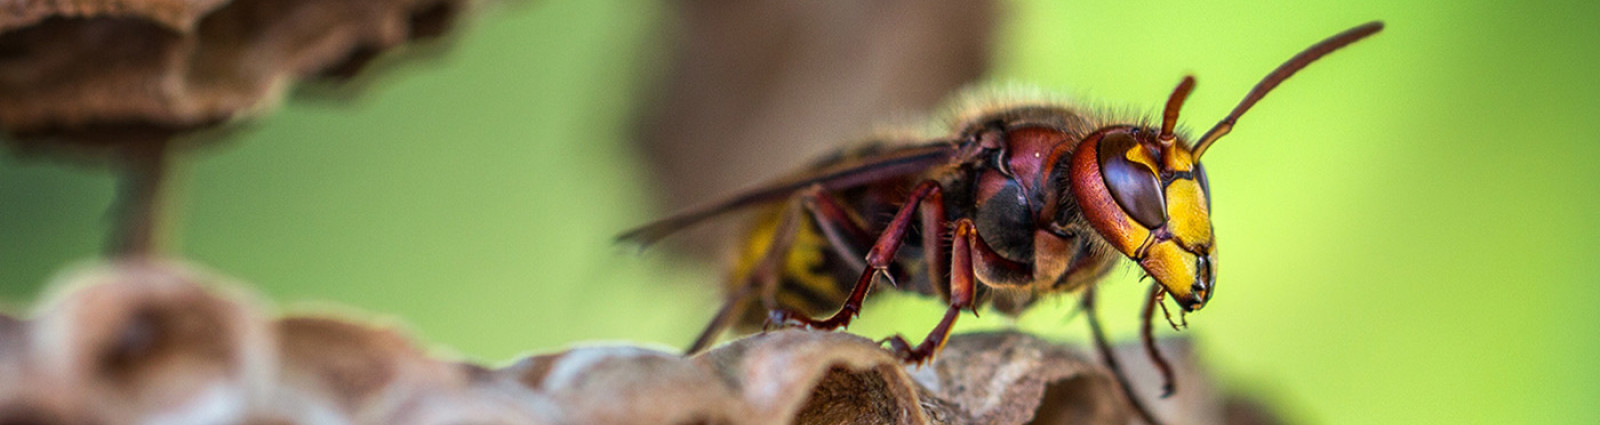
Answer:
0, 0, 469, 152
0, 261, 1279, 425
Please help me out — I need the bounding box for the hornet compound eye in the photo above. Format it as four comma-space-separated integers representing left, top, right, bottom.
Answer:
1097, 131, 1167, 229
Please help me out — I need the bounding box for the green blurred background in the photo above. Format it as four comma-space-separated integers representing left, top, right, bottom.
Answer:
2, 0, 1596, 423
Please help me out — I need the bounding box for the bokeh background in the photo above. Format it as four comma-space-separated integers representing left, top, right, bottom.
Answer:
3, 0, 1596, 423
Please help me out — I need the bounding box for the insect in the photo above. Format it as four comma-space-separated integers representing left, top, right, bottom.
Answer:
623, 21, 1382, 424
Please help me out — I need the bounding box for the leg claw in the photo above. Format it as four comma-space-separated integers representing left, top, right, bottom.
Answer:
764, 309, 795, 331
764, 307, 857, 332
879, 335, 935, 366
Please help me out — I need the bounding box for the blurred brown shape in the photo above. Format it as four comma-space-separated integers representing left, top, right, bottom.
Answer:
0, 0, 470, 154
0, 0, 478, 258
636, 0, 995, 249
19, 261, 275, 424
266, 317, 538, 424
0, 262, 1280, 425
919, 332, 1128, 424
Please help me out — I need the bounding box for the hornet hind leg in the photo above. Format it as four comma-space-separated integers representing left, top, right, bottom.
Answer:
766, 181, 945, 332
684, 186, 877, 354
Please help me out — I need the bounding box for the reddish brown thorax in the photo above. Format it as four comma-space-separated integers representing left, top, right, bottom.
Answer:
972, 128, 1061, 265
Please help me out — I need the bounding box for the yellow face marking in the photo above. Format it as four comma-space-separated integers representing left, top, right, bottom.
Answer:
1124, 144, 1161, 174
1121, 142, 1213, 308
1139, 240, 1200, 300
1165, 179, 1212, 251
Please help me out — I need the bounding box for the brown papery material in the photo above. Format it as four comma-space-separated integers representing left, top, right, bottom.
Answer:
0, 0, 470, 155
0, 262, 1279, 425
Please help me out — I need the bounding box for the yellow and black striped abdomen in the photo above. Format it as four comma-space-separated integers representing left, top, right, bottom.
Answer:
726, 203, 861, 330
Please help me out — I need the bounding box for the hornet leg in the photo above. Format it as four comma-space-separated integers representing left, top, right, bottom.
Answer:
881, 218, 978, 364
1142, 283, 1178, 397
768, 181, 944, 331
1084, 287, 1166, 425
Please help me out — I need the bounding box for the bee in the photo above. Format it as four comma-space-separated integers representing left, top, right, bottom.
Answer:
623, 21, 1382, 423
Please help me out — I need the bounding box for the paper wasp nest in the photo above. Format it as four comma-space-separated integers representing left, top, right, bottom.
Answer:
0, 262, 1276, 425
0, 0, 468, 152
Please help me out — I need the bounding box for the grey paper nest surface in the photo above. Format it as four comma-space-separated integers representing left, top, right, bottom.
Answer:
0, 262, 1270, 425
0, 0, 469, 151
